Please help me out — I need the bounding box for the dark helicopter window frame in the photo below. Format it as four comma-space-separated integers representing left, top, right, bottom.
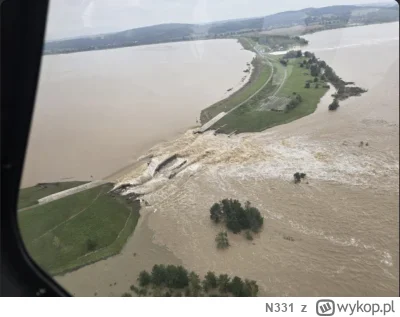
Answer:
1, 0, 70, 296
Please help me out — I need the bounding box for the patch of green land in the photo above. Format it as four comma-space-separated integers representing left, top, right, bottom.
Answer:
200, 39, 272, 124
213, 55, 329, 134
18, 183, 140, 276
18, 181, 87, 209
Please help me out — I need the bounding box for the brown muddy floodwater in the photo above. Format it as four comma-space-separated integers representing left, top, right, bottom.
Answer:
21, 39, 254, 187
56, 23, 398, 297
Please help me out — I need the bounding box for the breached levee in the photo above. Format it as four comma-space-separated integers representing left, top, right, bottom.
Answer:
113, 152, 191, 197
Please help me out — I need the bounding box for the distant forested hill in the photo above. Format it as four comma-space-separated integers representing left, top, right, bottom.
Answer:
44, 4, 399, 55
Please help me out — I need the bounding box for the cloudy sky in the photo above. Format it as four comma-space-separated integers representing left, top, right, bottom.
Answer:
45, 0, 394, 40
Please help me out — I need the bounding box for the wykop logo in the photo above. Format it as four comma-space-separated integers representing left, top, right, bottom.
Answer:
316, 299, 336, 316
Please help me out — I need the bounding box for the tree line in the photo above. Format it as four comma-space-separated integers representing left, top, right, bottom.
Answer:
129, 264, 259, 297
299, 51, 367, 110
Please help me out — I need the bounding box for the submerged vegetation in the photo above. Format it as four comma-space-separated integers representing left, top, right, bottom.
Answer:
215, 231, 230, 249
301, 51, 367, 110
210, 199, 264, 236
293, 172, 307, 184
329, 99, 340, 111
124, 264, 259, 297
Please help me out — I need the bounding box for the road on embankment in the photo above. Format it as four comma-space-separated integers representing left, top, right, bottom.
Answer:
224, 48, 274, 116
18, 180, 107, 212
200, 41, 288, 132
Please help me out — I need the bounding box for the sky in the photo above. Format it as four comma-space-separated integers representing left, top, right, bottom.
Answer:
45, 0, 395, 40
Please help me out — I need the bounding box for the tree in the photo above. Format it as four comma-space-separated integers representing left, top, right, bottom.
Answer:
294, 172, 301, 183
226, 215, 242, 233
210, 199, 263, 235
328, 99, 340, 111
165, 265, 178, 288
318, 60, 327, 68
310, 64, 320, 77
218, 274, 231, 294
210, 203, 222, 223
176, 266, 189, 288
203, 271, 218, 291
222, 199, 243, 233
313, 77, 318, 82
236, 206, 250, 230
296, 50, 302, 57
245, 279, 259, 297
165, 265, 189, 289
229, 276, 245, 297
138, 270, 151, 287
215, 231, 230, 249
189, 272, 202, 296
304, 82, 310, 89
151, 264, 167, 286
246, 207, 264, 233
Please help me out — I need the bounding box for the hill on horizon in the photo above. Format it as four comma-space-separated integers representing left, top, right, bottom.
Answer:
44, 4, 399, 54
